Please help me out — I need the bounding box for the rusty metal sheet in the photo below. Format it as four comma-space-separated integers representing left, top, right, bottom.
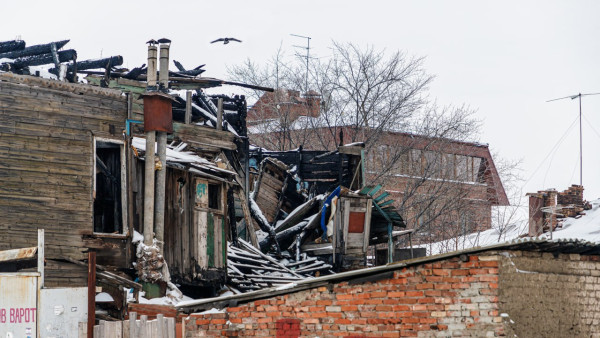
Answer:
0, 247, 37, 263
348, 212, 365, 233
143, 93, 173, 132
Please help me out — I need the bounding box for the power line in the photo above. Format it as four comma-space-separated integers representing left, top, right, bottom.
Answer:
525, 115, 579, 185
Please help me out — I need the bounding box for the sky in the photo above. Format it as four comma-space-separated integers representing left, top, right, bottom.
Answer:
2, 0, 600, 202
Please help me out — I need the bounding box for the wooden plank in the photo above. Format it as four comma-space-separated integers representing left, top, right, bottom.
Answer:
157, 314, 165, 338
221, 216, 226, 269
129, 312, 137, 338
88, 252, 96, 338
0, 246, 37, 262
207, 212, 215, 268
182, 174, 191, 276
343, 199, 350, 252
139, 315, 148, 338
185, 91, 192, 124
167, 317, 175, 338
364, 199, 372, 251
196, 209, 207, 269
236, 189, 259, 248
0, 72, 123, 98
150, 320, 157, 338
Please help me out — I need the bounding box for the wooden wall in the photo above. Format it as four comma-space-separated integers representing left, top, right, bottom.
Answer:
0, 73, 127, 286
158, 167, 227, 288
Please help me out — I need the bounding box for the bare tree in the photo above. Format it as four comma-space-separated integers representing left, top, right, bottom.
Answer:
490, 156, 528, 241
229, 41, 519, 248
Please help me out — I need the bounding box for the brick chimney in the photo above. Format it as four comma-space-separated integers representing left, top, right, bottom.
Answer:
526, 189, 557, 237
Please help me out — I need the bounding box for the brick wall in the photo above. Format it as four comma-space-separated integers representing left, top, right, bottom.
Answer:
184, 253, 505, 337
498, 250, 600, 337
557, 184, 584, 206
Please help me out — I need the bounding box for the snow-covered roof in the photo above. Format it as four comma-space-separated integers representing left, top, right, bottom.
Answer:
422, 199, 600, 255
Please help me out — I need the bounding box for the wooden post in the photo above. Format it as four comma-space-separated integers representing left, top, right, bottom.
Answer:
126, 93, 135, 264
87, 251, 96, 338
409, 232, 414, 259
144, 131, 156, 245
37, 229, 44, 288
387, 221, 393, 264
185, 91, 192, 124
217, 98, 223, 131
155, 132, 167, 250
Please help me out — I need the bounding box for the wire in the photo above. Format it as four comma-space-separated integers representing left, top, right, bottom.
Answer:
542, 120, 576, 187
568, 151, 579, 185
583, 113, 600, 140
525, 115, 579, 185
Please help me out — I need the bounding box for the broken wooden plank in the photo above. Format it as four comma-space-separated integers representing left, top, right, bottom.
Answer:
239, 239, 303, 278
1, 49, 77, 70
0, 40, 69, 59
0, 246, 37, 263
0, 40, 25, 54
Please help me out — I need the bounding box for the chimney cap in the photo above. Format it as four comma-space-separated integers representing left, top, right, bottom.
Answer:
146, 39, 158, 45
158, 38, 171, 45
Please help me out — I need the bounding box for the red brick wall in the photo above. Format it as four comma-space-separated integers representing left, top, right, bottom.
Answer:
183, 254, 504, 337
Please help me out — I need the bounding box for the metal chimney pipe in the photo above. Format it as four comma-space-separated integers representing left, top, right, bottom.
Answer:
158, 42, 170, 90
143, 131, 156, 246
147, 43, 158, 88
143, 42, 158, 245
155, 39, 170, 249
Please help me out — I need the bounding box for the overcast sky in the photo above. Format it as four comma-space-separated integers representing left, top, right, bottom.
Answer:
3, 0, 600, 201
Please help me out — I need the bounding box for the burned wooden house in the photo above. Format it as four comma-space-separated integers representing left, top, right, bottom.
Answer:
0, 37, 411, 319
0, 38, 267, 305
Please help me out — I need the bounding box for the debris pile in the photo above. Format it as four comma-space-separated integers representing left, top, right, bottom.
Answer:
135, 238, 165, 283
226, 240, 331, 293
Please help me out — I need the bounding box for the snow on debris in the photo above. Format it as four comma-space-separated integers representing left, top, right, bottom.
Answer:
131, 137, 236, 176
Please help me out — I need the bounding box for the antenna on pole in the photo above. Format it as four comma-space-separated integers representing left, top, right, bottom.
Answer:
290, 33, 311, 93
547, 92, 600, 186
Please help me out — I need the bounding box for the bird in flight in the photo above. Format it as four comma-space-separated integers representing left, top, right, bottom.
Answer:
210, 37, 242, 45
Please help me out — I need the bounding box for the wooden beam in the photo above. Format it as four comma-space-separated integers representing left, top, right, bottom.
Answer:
216, 98, 223, 131
37, 229, 44, 288
0, 246, 37, 263
87, 251, 96, 338
185, 91, 192, 124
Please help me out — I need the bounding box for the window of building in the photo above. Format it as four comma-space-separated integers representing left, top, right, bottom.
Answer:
93, 139, 125, 234
208, 183, 221, 210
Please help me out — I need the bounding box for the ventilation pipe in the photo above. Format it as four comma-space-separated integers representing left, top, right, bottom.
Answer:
154, 39, 170, 249
143, 41, 158, 246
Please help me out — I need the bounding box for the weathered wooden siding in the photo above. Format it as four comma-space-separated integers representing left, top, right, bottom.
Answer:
0, 73, 127, 286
